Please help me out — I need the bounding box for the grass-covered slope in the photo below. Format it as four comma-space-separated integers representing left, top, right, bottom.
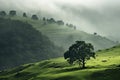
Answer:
0, 18, 63, 70
7, 16, 116, 50
0, 45, 120, 80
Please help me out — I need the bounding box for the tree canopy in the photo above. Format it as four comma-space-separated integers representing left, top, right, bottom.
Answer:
23, 12, 27, 17
0, 11, 6, 17
31, 15, 38, 20
64, 41, 95, 68
9, 10, 16, 16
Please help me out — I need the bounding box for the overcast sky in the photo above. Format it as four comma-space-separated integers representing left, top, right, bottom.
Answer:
0, 0, 120, 41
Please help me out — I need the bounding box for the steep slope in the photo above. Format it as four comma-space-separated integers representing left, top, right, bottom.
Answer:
8, 16, 116, 50
0, 45, 120, 80
0, 18, 63, 70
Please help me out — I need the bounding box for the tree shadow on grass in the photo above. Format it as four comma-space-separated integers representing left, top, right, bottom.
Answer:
53, 66, 95, 74
54, 76, 78, 80
89, 67, 120, 80
14, 72, 38, 80
52, 65, 111, 74
0, 64, 33, 76
35, 76, 78, 80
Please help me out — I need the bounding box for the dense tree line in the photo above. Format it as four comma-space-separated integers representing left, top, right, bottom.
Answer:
0, 10, 77, 30
0, 18, 63, 70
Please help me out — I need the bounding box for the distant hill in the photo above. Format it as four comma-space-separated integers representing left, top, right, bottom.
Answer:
0, 18, 63, 70
8, 15, 116, 50
0, 45, 120, 80
0, 11, 117, 50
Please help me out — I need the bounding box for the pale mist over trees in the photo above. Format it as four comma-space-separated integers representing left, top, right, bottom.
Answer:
0, 0, 120, 41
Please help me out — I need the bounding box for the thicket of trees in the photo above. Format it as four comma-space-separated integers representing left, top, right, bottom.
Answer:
0, 18, 63, 70
56, 20, 64, 25
44, 18, 64, 26
9, 10, 16, 16
47, 18, 56, 24
0, 10, 77, 30
66, 23, 76, 30
0, 11, 6, 17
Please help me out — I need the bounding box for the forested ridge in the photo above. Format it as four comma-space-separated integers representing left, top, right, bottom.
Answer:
0, 18, 63, 70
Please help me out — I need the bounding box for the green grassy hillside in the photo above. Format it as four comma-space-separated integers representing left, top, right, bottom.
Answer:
0, 18, 63, 70
5, 16, 116, 50
0, 45, 120, 80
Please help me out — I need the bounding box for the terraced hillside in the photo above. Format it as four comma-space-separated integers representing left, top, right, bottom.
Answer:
0, 45, 120, 80
7, 16, 116, 50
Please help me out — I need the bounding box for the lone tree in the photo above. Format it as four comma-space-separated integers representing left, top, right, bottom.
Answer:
64, 41, 95, 68
74, 26, 76, 30
94, 32, 97, 36
31, 15, 38, 20
43, 17, 46, 21
23, 12, 27, 17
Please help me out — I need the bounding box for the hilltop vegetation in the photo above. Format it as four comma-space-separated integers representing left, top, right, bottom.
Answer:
0, 18, 63, 70
0, 10, 116, 50
0, 45, 120, 80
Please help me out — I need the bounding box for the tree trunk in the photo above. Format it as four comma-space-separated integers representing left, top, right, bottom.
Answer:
82, 58, 85, 68
79, 61, 81, 67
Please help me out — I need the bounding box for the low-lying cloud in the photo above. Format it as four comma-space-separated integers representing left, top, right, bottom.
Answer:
0, 0, 120, 41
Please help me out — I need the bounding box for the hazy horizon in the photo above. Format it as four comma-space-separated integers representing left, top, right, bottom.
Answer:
0, 0, 120, 41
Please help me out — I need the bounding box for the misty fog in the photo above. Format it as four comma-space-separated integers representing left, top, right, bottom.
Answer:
0, 0, 120, 41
